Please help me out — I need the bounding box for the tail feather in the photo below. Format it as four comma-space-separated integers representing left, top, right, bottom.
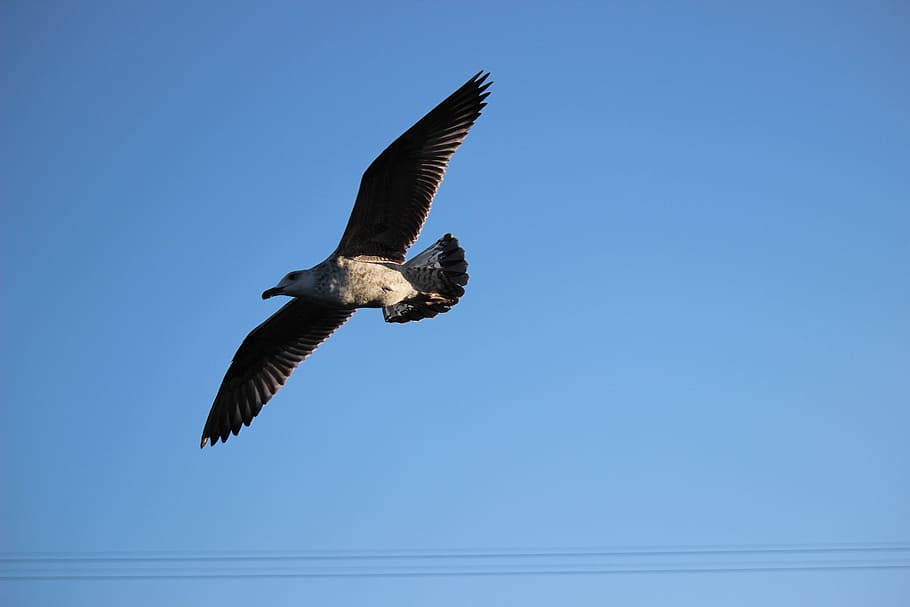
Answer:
383, 234, 468, 323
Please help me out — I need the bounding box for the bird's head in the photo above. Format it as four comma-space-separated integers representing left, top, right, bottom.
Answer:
262, 270, 311, 299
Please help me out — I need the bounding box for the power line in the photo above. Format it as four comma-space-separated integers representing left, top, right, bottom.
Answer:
3, 541, 908, 563
2, 542, 908, 581
2, 562, 909, 581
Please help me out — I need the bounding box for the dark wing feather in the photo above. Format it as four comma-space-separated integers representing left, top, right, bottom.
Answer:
201, 300, 355, 447
334, 71, 491, 262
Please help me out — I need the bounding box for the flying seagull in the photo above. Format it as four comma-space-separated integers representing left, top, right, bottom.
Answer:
201, 71, 491, 448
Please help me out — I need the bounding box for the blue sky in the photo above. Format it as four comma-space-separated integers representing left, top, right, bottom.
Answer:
2, 1, 908, 604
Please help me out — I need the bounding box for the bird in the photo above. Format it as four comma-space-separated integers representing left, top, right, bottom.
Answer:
200, 71, 491, 448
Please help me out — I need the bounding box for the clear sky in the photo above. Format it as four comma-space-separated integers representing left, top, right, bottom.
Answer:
2, 1, 908, 605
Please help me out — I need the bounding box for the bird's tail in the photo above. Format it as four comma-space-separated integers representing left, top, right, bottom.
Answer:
383, 234, 469, 323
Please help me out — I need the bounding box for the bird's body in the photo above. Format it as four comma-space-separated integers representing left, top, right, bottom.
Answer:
266, 256, 419, 308
201, 72, 490, 447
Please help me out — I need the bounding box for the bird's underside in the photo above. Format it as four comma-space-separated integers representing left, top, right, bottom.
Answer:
200, 72, 490, 447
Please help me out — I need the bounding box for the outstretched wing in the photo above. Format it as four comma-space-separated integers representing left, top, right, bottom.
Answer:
201, 300, 355, 447
334, 71, 491, 262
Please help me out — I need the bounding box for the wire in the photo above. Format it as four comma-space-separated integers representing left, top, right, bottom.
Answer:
3, 541, 908, 562
2, 562, 909, 581
2, 542, 908, 581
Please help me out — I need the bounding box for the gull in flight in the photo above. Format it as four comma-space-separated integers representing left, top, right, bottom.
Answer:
201, 72, 491, 447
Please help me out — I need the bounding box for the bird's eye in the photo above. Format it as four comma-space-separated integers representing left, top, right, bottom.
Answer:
287, 272, 299, 281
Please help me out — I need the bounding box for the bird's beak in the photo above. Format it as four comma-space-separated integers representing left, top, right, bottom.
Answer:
262, 286, 284, 300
